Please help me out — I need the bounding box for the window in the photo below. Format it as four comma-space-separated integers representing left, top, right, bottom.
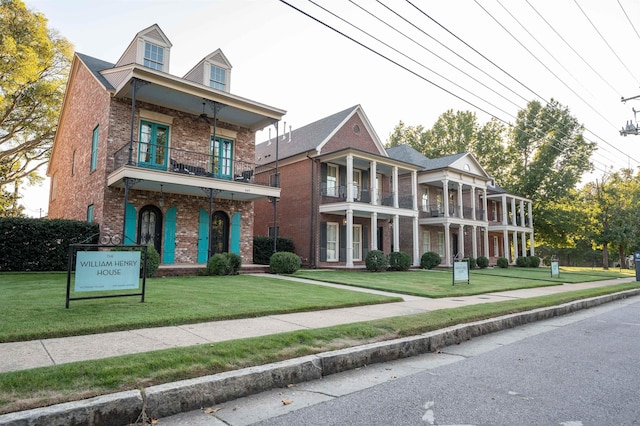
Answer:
326, 164, 338, 197
376, 173, 382, 203
139, 121, 169, 169
211, 137, 233, 179
422, 230, 431, 253
493, 236, 499, 256
353, 225, 362, 261
209, 65, 226, 90
87, 204, 94, 223
437, 232, 445, 257
268, 226, 279, 237
90, 126, 99, 171
144, 42, 164, 71
421, 188, 429, 211
352, 169, 361, 200
436, 190, 443, 214
491, 200, 498, 221
326, 222, 339, 261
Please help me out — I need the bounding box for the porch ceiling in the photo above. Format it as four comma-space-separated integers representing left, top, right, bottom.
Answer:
107, 166, 280, 201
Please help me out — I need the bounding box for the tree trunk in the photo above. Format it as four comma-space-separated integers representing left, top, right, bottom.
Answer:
619, 244, 626, 269
602, 243, 609, 270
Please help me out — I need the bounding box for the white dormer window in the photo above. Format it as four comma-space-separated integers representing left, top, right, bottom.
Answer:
209, 65, 226, 90
144, 42, 164, 71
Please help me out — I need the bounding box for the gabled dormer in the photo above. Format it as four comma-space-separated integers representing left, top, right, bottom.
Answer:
115, 24, 172, 73
183, 49, 232, 92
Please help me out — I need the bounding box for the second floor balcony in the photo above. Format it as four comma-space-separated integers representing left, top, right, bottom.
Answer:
320, 184, 414, 209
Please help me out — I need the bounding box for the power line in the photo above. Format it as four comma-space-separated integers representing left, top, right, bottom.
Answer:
617, 0, 640, 43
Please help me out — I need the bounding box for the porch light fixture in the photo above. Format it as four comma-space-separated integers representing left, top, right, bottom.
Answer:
342, 217, 347, 225
159, 184, 165, 207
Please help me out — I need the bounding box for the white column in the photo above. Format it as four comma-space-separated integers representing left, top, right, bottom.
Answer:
393, 166, 399, 208
503, 229, 509, 261
393, 214, 400, 252
459, 226, 465, 258
371, 212, 377, 251
346, 155, 354, 202
411, 170, 418, 210
519, 200, 525, 228
413, 216, 420, 266
484, 226, 490, 258
501, 195, 508, 225
346, 209, 353, 267
530, 232, 535, 256
457, 182, 463, 218
471, 186, 476, 220
444, 223, 451, 266
443, 180, 449, 217
472, 225, 478, 258
513, 231, 518, 262
511, 197, 517, 226
521, 231, 527, 257
371, 161, 377, 205
528, 202, 533, 228
483, 188, 488, 221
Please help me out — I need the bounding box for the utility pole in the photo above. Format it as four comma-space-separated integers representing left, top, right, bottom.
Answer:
620, 95, 640, 136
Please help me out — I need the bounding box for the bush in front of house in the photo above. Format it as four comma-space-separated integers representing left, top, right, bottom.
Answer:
112, 244, 160, 278
516, 256, 530, 267
365, 250, 389, 272
528, 255, 541, 268
388, 251, 411, 271
207, 253, 231, 276
476, 256, 489, 269
226, 252, 242, 274
253, 236, 295, 265
420, 251, 441, 270
497, 257, 509, 268
465, 256, 476, 269
270, 251, 301, 274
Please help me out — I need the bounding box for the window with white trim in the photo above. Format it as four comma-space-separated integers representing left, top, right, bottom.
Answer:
209, 65, 226, 90
352, 169, 361, 200
437, 232, 445, 257
422, 230, 431, 253
421, 188, 429, 211
493, 236, 499, 256
326, 222, 339, 261
353, 224, 362, 261
326, 164, 338, 197
492, 200, 498, 221
143, 42, 164, 71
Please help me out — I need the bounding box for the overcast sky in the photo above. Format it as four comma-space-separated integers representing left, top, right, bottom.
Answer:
20, 0, 640, 217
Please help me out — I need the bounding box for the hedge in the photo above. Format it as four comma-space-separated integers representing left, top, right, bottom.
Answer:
253, 236, 295, 265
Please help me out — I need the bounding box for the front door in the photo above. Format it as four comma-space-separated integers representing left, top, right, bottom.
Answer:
138, 205, 163, 255
211, 211, 229, 255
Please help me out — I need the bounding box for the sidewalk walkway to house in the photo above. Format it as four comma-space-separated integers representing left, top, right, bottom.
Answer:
0, 275, 636, 374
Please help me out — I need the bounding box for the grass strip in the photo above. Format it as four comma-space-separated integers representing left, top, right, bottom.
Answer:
1, 282, 638, 414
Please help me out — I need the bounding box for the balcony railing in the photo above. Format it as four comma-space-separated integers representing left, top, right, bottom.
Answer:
320, 184, 413, 208
112, 142, 271, 186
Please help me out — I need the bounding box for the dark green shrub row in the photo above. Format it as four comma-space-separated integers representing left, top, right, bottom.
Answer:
516, 255, 541, 268
0, 218, 99, 271
497, 257, 509, 268
420, 251, 441, 269
207, 252, 242, 276
364, 250, 413, 272
476, 256, 489, 268
270, 252, 301, 274
112, 245, 160, 277
253, 236, 295, 265
464, 256, 477, 269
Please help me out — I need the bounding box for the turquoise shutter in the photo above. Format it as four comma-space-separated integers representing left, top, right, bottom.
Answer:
197, 209, 209, 263
124, 203, 137, 244
230, 212, 241, 254
163, 206, 177, 264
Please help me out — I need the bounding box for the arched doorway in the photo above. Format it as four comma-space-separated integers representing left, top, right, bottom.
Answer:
211, 211, 229, 255
138, 205, 163, 255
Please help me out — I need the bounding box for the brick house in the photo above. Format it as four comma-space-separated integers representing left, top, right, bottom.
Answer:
47, 24, 285, 267
254, 105, 422, 268
387, 144, 534, 266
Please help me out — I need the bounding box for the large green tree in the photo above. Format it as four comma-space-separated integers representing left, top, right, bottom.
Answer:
0, 0, 72, 215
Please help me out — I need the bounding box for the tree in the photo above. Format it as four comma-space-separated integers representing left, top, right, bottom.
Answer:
0, 0, 72, 214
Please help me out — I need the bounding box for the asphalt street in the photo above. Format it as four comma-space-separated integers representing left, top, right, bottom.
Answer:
157, 296, 640, 426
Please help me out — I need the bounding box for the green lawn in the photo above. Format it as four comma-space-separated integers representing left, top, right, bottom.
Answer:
0, 273, 401, 343
292, 266, 634, 298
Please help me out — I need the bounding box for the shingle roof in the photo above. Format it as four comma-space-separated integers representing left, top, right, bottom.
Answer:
386, 144, 468, 171
255, 105, 359, 165
76, 53, 116, 90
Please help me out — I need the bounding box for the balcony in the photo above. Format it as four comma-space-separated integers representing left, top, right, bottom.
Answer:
320, 184, 413, 209
108, 142, 279, 201
419, 203, 486, 221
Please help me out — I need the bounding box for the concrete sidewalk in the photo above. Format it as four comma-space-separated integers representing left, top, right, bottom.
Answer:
0, 275, 636, 373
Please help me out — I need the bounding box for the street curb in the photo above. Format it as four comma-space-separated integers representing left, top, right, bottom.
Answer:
2, 288, 639, 426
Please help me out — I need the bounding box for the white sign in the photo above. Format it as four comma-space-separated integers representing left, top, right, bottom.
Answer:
75, 251, 141, 292
454, 261, 469, 281
551, 261, 560, 278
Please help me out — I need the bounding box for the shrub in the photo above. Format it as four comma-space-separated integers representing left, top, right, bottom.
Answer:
497, 257, 509, 268
144, 245, 161, 277
226, 252, 242, 274
528, 255, 541, 268
516, 256, 530, 267
365, 250, 389, 272
388, 251, 411, 271
270, 251, 301, 274
465, 256, 476, 269
253, 236, 295, 265
476, 256, 489, 269
207, 253, 231, 276
420, 251, 441, 270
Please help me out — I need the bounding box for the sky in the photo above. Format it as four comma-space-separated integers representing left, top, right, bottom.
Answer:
19, 0, 640, 217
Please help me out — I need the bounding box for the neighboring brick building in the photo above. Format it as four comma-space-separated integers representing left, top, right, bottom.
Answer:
47, 24, 285, 267
254, 105, 422, 268
387, 144, 534, 266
